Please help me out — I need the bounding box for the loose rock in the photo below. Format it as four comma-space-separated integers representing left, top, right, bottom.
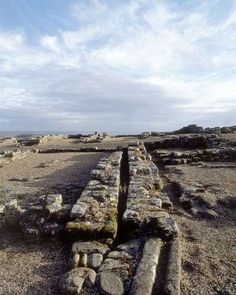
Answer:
59, 267, 96, 294
98, 272, 124, 295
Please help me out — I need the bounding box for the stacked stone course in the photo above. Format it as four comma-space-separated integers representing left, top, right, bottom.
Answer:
123, 141, 178, 240
146, 134, 229, 151
66, 151, 122, 241
155, 147, 236, 165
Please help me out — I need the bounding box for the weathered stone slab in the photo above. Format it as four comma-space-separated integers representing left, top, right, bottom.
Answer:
42, 193, 63, 214
67, 152, 122, 240
59, 267, 96, 294
129, 238, 162, 295
87, 253, 103, 269
72, 241, 109, 255
163, 238, 181, 295
98, 272, 124, 295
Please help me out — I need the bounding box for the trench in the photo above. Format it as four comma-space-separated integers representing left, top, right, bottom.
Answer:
149, 150, 181, 208
150, 155, 172, 295
114, 148, 130, 245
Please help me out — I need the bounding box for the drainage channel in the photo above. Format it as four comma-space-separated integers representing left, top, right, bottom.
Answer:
148, 149, 180, 208
114, 148, 130, 245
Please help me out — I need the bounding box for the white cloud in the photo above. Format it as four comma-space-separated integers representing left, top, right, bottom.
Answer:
0, 0, 235, 131
41, 35, 60, 52
0, 32, 24, 50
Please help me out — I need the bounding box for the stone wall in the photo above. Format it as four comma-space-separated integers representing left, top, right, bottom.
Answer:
4, 145, 181, 294
66, 151, 122, 241
15, 135, 55, 146
146, 135, 229, 151
59, 144, 181, 295
154, 147, 236, 165
123, 142, 178, 240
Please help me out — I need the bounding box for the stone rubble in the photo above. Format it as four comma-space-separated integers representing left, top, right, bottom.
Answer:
173, 123, 236, 135
0, 150, 32, 160
67, 132, 108, 143
59, 267, 97, 294
172, 181, 218, 218
61, 239, 144, 294
97, 239, 143, 294
15, 135, 55, 147
18, 193, 72, 239
0, 199, 23, 229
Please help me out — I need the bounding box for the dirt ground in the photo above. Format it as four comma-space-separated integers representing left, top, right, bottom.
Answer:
0, 231, 69, 295
0, 148, 107, 295
0, 152, 107, 206
0, 135, 133, 152
161, 163, 236, 295
0, 134, 236, 294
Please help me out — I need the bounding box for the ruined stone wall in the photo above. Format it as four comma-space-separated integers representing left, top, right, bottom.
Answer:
146, 134, 229, 151
123, 142, 178, 240
155, 147, 236, 165
59, 144, 181, 295
5, 146, 181, 294
66, 151, 122, 241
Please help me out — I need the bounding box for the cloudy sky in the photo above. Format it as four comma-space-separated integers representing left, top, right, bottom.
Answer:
0, 0, 236, 133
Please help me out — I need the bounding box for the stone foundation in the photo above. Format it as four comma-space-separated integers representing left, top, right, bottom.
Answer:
123, 142, 178, 240
154, 147, 236, 165
66, 152, 122, 241
146, 134, 229, 151
2, 144, 182, 294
